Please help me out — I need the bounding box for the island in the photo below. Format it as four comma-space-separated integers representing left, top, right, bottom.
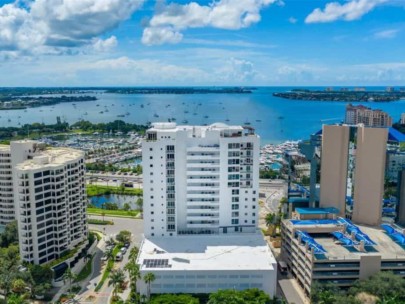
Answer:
273, 88, 405, 102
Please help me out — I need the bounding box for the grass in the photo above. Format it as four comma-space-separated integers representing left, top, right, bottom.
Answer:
88, 218, 114, 225
75, 254, 94, 282
95, 245, 121, 291
87, 208, 139, 218
86, 185, 142, 197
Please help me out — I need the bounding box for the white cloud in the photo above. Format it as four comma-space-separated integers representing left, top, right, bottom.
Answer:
0, 0, 144, 55
305, 0, 387, 24
142, 27, 183, 46
216, 57, 257, 82
288, 17, 297, 24
142, 0, 281, 45
373, 29, 400, 39
92, 36, 118, 52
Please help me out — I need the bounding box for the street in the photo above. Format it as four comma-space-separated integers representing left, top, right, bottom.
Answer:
74, 217, 144, 303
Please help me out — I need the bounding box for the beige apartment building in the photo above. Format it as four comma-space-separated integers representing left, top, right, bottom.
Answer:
345, 104, 393, 127
319, 124, 388, 226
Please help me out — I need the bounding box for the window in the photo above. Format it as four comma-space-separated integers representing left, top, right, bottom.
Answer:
232, 197, 239, 202
232, 219, 239, 225
232, 189, 239, 195
232, 204, 239, 210
232, 212, 239, 217
228, 159, 239, 165
228, 143, 240, 149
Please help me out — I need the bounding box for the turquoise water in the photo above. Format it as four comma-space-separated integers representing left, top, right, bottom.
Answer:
2, 87, 404, 144
89, 194, 139, 209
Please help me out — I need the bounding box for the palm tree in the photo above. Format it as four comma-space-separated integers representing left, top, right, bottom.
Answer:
128, 246, 139, 261
143, 272, 155, 301
124, 260, 140, 292
108, 269, 126, 298
265, 213, 278, 237
62, 268, 77, 294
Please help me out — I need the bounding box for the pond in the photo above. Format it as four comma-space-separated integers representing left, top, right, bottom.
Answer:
89, 194, 140, 210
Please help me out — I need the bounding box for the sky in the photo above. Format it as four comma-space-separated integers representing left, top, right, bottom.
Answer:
0, 0, 404, 86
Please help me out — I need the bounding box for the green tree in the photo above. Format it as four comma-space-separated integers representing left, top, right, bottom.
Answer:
7, 294, 29, 304
124, 260, 140, 293
136, 198, 143, 212
0, 220, 18, 248
108, 269, 126, 298
116, 230, 131, 244
12, 278, 27, 294
348, 271, 405, 302
0, 245, 21, 302
265, 213, 278, 237
62, 268, 77, 294
208, 289, 271, 304
150, 294, 200, 304
123, 203, 131, 211
129, 246, 139, 261
143, 272, 156, 301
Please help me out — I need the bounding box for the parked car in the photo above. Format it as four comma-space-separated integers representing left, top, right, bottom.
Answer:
120, 247, 127, 254
124, 242, 130, 248
101, 255, 108, 261
115, 252, 123, 261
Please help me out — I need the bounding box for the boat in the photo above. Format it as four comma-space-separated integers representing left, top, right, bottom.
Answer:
244, 121, 251, 125
154, 114, 159, 118
99, 111, 104, 114
182, 120, 188, 124
225, 119, 230, 122
193, 113, 197, 115
204, 115, 209, 119
184, 110, 189, 114
256, 119, 262, 122
117, 114, 125, 118
96, 104, 100, 107
141, 104, 144, 108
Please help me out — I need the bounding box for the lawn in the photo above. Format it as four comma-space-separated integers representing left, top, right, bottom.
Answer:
86, 185, 142, 197
75, 254, 94, 282
87, 208, 139, 218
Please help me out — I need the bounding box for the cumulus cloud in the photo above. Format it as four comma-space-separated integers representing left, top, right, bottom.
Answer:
0, 0, 144, 55
92, 36, 118, 52
216, 57, 257, 82
305, 0, 387, 24
142, 0, 281, 46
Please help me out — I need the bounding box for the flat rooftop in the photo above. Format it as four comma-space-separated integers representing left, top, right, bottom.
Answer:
149, 122, 244, 133
286, 219, 405, 260
16, 148, 84, 170
138, 232, 276, 271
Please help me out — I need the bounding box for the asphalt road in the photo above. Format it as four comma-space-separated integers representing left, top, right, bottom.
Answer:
87, 217, 144, 303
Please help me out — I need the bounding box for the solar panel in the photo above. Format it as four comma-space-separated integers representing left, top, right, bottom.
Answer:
143, 259, 172, 268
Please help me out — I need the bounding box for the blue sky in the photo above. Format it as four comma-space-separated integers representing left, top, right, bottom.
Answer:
0, 0, 404, 86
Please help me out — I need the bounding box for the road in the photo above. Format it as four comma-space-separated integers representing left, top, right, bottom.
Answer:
76, 217, 144, 303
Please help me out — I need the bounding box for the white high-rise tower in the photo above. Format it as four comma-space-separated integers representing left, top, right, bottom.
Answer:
142, 122, 260, 237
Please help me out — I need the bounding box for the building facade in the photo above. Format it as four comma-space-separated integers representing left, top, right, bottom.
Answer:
345, 104, 393, 127
281, 208, 405, 296
319, 125, 388, 226
138, 123, 276, 298
142, 123, 260, 237
401, 113, 405, 125
386, 151, 405, 183
0, 140, 88, 265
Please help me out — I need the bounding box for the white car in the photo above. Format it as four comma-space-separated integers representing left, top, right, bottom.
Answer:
120, 247, 127, 254
101, 255, 108, 261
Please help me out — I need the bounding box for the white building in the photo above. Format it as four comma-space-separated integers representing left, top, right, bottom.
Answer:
137, 234, 277, 296
0, 140, 88, 265
142, 122, 260, 237
139, 123, 277, 297
0, 141, 46, 226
